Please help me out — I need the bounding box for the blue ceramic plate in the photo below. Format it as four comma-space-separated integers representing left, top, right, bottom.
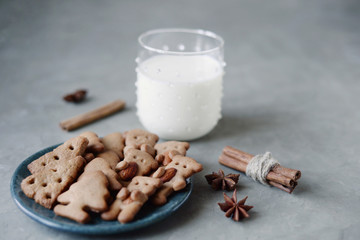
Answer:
10, 144, 193, 235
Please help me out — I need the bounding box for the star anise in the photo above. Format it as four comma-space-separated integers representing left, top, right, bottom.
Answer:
218, 189, 253, 221
205, 169, 240, 191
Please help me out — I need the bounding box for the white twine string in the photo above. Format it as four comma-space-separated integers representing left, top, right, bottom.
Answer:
245, 152, 279, 185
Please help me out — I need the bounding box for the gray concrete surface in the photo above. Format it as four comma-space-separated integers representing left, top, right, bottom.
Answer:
1, 0, 360, 239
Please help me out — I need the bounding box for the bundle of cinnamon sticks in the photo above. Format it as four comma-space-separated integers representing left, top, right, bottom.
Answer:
219, 146, 301, 193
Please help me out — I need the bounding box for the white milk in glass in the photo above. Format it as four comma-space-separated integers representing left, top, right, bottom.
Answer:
136, 54, 223, 140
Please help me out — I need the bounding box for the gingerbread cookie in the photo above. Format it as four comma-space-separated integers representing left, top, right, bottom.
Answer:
80, 131, 104, 154
152, 155, 202, 205
155, 150, 181, 166
155, 141, 190, 165
101, 189, 147, 224
127, 176, 162, 195
155, 141, 190, 156
116, 148, 158, 177
97, 150, 120, 170
124, 129, 159, 148
54, 171, 110, 223
21, 156, 86, 209
139, 144, 156, 157
101, 132, 125, 159
83, 157, 122, 191
27, 136, 88, 174
124, 129, 158, 157
101, 176, 162, 223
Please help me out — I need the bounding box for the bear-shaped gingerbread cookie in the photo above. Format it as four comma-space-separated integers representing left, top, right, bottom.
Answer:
82, 157, 122, 191
123, 129, 159, 157
152, 155, 203, 205
97, 150, 120, 170
101, 176, 162, 223
101, 132, 125, 159
116, 148, 158, 180
155, 141, 190, 156
79, 131, 104, 154
155, 141, 190, 166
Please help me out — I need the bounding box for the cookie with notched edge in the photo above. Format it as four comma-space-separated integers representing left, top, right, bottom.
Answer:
27, 136, 89, 174
21, 156, 86, 209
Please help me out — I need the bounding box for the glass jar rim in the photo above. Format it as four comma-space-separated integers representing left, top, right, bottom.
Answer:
138, 28, 224, 55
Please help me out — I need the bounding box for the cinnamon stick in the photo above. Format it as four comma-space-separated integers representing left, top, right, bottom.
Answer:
223, 146, 301, 181
60, 99, 126, 131
219, 146, 301, 193
219, 153, 248, 172
268, 181, 295, 194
